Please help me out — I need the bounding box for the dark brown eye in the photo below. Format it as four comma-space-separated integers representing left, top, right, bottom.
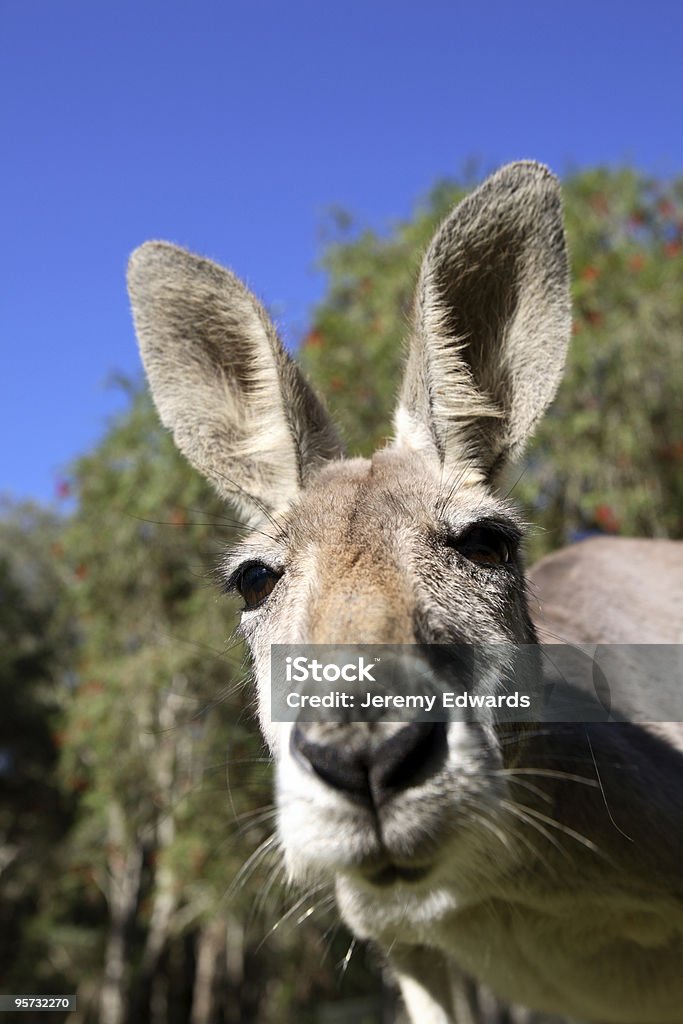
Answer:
236, 563, 280, 609
454, 526, 514, 567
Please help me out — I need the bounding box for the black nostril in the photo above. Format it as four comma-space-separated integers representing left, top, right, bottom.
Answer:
370, 721, 448, 803
291, 720, 448, 808
291, 724, 371, 803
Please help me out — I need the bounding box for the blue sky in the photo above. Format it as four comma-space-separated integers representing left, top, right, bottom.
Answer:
4, 1, 683, 505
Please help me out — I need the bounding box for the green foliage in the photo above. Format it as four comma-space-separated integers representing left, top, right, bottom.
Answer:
0, 502, 77, 993
55, 387, 274, 1014
529, 168, 683, 552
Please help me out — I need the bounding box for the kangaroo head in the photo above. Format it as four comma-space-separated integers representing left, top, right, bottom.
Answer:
128, 162, 570, 947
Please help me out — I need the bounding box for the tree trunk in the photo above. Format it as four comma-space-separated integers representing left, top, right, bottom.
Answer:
130, 687, 187, 1023
99, 803, 144, 1024
224, 914, 245, 1024
190, 916, 227, 1024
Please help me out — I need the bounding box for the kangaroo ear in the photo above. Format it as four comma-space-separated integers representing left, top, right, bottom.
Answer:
128, 242, 343, 524
395, 161, 571, 484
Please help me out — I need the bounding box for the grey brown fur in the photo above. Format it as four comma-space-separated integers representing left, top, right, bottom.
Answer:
129, 162, 683, 1024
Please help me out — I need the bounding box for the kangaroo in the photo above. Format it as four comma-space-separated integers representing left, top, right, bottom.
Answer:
128, 162, 683, 1024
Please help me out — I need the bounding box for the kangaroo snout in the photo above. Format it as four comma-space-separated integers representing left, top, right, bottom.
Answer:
291, 719, 448, 808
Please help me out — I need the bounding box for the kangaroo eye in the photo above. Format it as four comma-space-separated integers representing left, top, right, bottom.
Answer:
236, 563, 280, 609
454, 526, 514, 567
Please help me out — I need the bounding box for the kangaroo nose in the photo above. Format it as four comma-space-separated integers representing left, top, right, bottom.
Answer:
291, 720, 447, 807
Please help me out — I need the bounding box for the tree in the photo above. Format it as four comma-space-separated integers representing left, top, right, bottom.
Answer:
59, 386, 267, 1023
0, 501, 77, 998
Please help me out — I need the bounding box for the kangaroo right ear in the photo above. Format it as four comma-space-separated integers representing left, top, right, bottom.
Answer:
395, 161, 571, 485
128, 243, 343, 525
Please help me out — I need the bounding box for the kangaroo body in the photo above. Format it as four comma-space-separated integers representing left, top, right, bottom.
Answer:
129, 163, 683, 1023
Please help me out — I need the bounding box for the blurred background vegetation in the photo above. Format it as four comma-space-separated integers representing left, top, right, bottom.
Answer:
2, 167, 682, 1023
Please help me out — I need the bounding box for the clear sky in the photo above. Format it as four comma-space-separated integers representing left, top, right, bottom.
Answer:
4, 1, 683, 504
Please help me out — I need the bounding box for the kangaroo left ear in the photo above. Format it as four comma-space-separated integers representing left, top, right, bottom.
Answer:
394, 161, 571, 484
128, 242, 344, 525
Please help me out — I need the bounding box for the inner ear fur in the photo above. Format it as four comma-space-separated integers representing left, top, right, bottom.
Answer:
396, 161, 571, 483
